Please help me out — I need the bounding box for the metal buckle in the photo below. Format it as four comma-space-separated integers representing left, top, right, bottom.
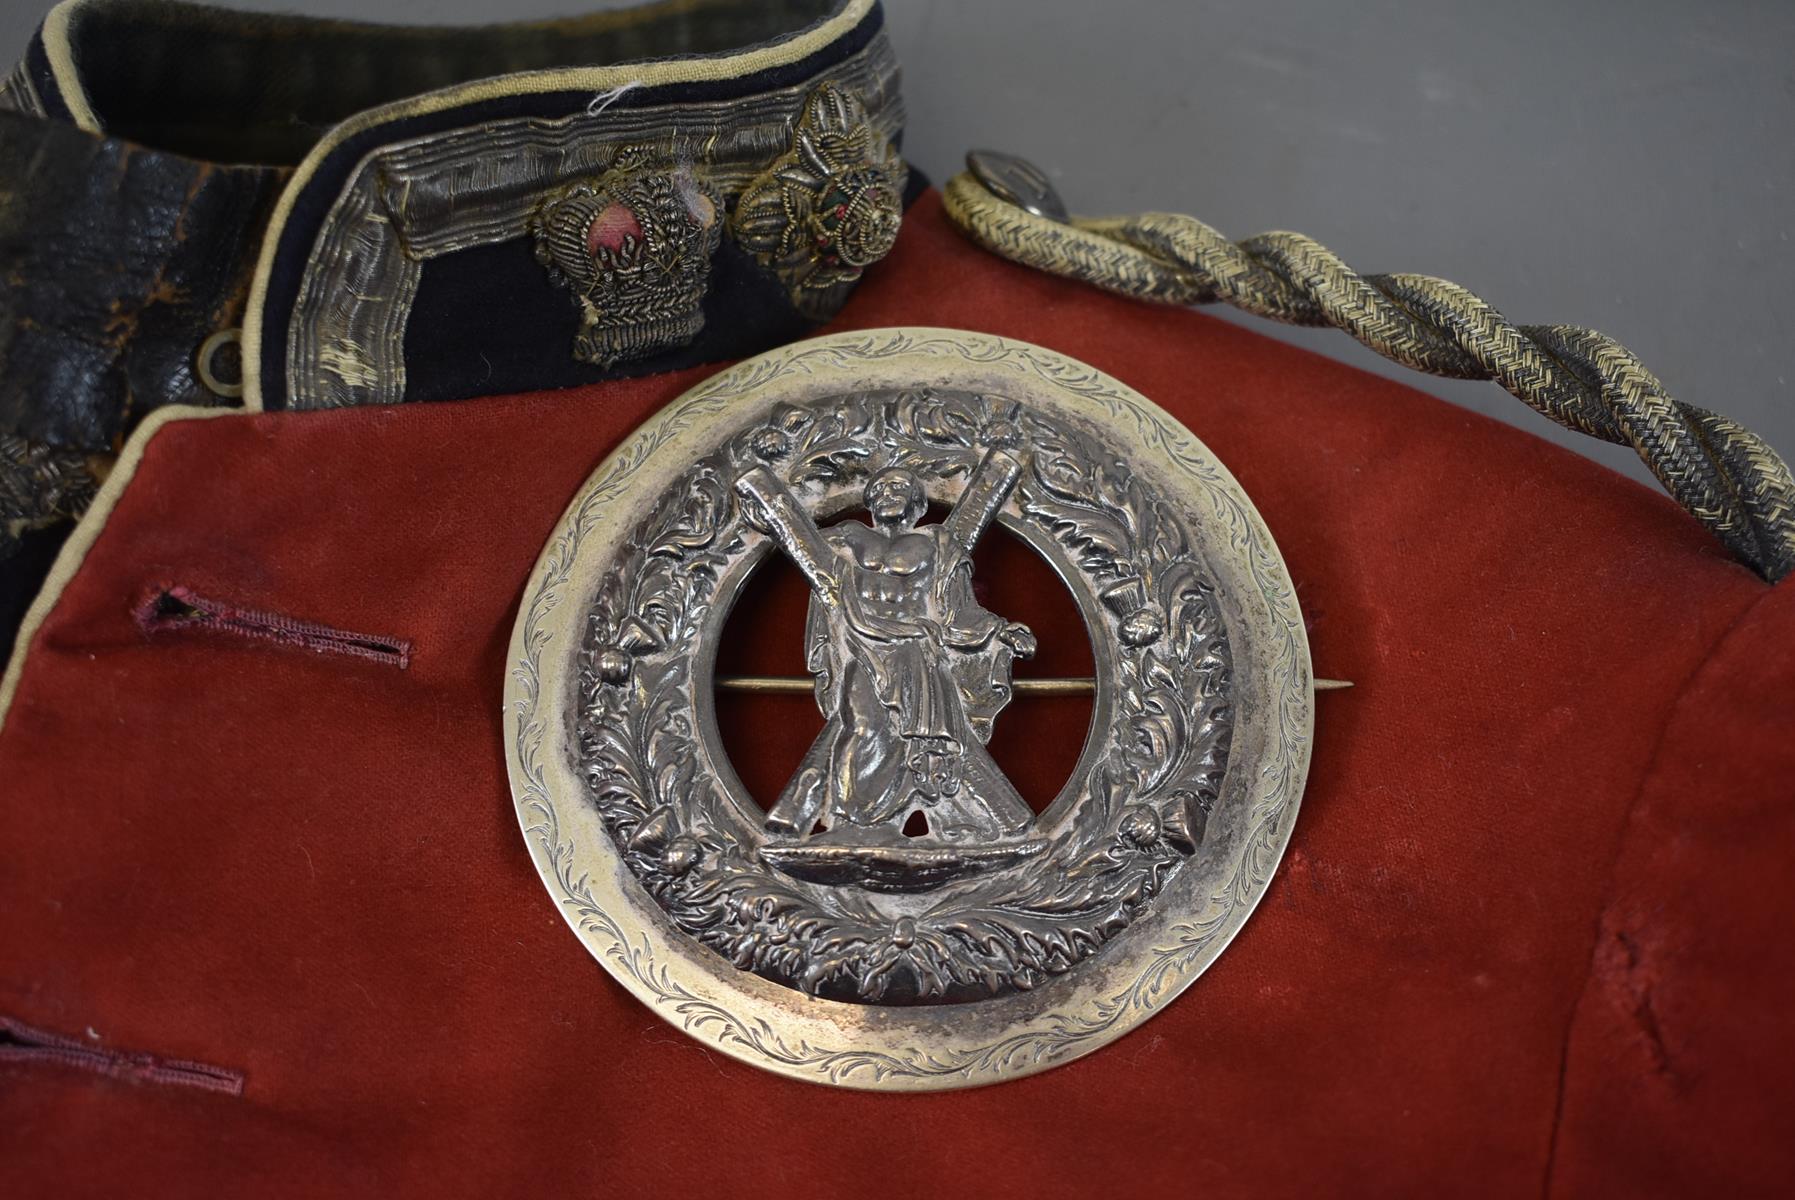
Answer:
966, 149, 1070, 223
505, 328, 1313, 1088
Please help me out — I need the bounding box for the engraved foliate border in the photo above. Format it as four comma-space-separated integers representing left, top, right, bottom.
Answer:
504, 328, 1312, 1090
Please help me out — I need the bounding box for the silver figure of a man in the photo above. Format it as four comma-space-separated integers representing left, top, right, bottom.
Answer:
736, 451, 1038, 844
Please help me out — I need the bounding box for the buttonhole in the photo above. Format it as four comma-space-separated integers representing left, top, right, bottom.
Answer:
1, 1015, 244, 1096
136, 585, 411, 669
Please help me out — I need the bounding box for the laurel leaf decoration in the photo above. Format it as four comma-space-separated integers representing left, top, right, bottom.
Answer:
572, 387, 1234, 1003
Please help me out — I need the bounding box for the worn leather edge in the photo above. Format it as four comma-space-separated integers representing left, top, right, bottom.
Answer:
238, 0, 878, 411
0, 405, 238, 738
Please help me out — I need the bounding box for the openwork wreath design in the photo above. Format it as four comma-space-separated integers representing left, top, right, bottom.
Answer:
509, 329, 1311, 1087
573, 387, 1233, 1004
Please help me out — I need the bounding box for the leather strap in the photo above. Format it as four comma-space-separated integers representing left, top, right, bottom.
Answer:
0, 109, 282, 452
0, 0, 903, 663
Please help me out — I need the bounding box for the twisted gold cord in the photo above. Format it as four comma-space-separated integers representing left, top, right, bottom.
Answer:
942, 170, 1795, 583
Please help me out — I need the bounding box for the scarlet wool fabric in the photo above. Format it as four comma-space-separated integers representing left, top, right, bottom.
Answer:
2, 191, 1792, 1197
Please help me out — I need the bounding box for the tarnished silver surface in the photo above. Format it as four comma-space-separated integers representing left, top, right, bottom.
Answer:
506, 328, 1311, 1087
738, 451, 1039, 859
578, 386, 1236, 998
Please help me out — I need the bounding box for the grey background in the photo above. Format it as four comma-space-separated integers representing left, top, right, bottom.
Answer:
4, 0, 1790, 486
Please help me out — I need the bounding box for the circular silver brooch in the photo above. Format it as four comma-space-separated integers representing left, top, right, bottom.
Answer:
506, 328, 1311, 1088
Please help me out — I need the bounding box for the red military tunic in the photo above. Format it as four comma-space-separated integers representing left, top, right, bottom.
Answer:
3, 190, 1793, 1196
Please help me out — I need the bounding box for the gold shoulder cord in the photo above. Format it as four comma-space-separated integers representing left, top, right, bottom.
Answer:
944, 153, 1795, 584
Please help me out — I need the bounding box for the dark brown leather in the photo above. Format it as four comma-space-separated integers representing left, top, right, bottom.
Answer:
0, 0, 898, 667
0, 109, 282, 453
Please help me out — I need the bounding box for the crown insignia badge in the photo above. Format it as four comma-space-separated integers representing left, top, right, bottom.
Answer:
529, 150, 723, 367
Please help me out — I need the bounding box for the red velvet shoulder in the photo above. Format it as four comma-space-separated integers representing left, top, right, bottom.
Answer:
1, 191, 1788, 1197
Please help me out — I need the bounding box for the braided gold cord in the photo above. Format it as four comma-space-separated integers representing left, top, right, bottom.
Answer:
942, 171, 1795, 582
